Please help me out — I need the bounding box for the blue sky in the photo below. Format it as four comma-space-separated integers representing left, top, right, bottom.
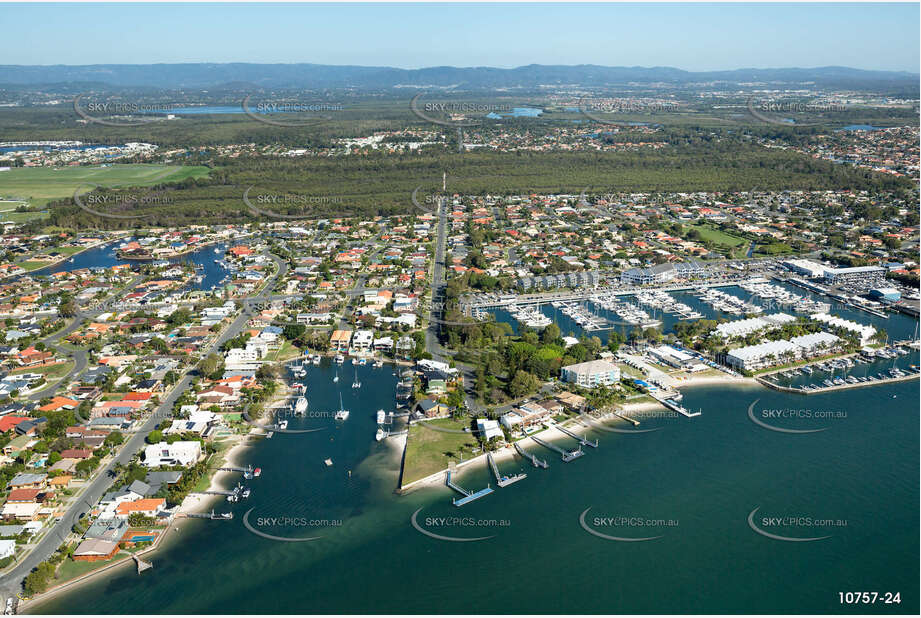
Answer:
3, 2, 918, 72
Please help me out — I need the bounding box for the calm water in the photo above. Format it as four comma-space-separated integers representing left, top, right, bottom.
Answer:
30, 241, 230, 292
486, 107, 543, 119
31, 352, 918, 614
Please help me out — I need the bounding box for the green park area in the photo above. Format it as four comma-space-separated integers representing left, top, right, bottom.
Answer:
401, 417, 479, 486
0, 164, 210, 209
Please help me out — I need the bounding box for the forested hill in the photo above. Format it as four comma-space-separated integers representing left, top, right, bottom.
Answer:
1, 63, 917, 91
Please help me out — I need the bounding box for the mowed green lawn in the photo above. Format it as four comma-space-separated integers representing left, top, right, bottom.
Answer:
0, 164, 210, 208
402, 417, 479, 485
689, 223, 747, 248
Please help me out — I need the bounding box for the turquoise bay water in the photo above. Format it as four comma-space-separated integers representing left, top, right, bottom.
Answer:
31, 351, 918, 614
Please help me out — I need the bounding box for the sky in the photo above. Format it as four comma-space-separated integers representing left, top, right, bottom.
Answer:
2, 2, 918, 72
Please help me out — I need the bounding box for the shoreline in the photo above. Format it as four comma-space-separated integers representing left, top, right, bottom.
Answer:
3, 235, 125, 281
19, 431, 255, 612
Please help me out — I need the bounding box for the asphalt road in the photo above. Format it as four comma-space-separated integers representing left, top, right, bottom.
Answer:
425, 196, 448, 362
0, 253, 287, 598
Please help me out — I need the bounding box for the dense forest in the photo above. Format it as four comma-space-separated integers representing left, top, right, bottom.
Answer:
40, 143, 915, 230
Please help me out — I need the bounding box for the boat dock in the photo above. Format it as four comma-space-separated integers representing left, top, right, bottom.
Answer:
531, 435, 584, 462
487, 452, 527, 487
131, 554, 153, 574
652, 393, 701, 417
757, 370, 919, 395
612, 411, 640, 426
556, 424, 598, 448
514, 442, 549, 468
202, 488, 238, 497
217, 465, 260, 477
445, 470, 493, 506
185, 510, 234, 520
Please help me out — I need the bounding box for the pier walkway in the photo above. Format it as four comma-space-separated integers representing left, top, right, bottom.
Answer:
217, 465, 259, 477
514, 442, 549, 468
557, 424, 598, 448
531, 435, 584, 462
131, 554, 153, 574
757, 371, 919, 395
487, 452, 527, 487
185, 510, 233, 520
651, 393, 701, 417
445, 470, 493, 506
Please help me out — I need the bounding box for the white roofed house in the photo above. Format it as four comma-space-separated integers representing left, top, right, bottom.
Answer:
476, 418, 504, 442
499, 410, 524, 432
561, 360, 621, 387
142, 441, 202, 468
373, 336, 393, 351
725, 339, 800, 371
810, 313, 877, 346
351, 329, 374, 353
165, 411, 220, 437
789, 332, 840, 357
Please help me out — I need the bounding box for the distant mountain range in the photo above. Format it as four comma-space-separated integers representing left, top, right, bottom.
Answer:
0, 63, 917, 91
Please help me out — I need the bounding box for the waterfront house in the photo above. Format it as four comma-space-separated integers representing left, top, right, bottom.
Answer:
415, 399, 449, 419
561, 360, 621, 388
142, 440, 202, 468
72, 538, 120, 562
476, 418, 504, 441
115, 498, 167, 519
330, 329, 353, 352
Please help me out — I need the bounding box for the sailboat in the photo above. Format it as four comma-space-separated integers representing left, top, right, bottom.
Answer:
334, 392, 350, 420
351, 367, 361, 389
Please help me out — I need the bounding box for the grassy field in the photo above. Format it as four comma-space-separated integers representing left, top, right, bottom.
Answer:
268, 340, 301, 362
0, 164, 210, 208
0, 199, 47, 223
402, 417, 479, 485
11, 360, 74, 379
689, 223, 747, 248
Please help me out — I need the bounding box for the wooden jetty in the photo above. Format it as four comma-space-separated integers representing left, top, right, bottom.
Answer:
556, 424, 598, 448
531, 435, 584, 462
487, 452, 526, 487
514, 442, 549, 468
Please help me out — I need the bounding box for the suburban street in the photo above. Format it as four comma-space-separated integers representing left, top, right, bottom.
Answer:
0, 253, 287, 599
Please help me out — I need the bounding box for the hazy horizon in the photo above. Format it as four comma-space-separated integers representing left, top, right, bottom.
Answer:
2, 2, 918, 72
